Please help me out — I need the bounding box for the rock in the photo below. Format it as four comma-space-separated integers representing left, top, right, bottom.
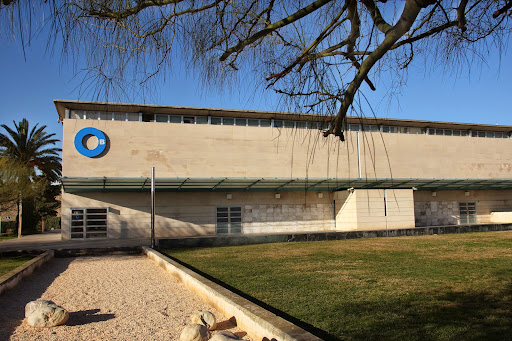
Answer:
210, 330, 242, 341
179, 324, 210, 341
25, 300, 69, 328
190, 311, 217, 330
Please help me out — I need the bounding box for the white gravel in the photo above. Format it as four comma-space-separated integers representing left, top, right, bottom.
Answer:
0, 255, 246, 340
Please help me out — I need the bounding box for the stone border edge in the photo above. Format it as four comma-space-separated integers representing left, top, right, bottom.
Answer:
142, 247, 322, 341
0, 250, 54, 296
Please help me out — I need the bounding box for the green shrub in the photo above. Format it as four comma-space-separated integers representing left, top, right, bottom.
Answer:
37, 216, 60, 230
1, 221, 17, 234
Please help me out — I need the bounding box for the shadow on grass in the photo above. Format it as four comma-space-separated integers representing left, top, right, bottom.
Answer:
165, 253, 512, 341
338, 283, 512, 341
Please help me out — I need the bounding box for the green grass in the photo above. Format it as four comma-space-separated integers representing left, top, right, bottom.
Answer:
0, 255, 33, 276
0, 235, 17, 242
164, 231, 512, 341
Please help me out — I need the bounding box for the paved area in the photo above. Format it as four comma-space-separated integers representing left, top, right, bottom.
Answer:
0, 231, 150, 252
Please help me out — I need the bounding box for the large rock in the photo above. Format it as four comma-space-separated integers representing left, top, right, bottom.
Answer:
210, 330, 242, 341
180, 324, 210, 341
25, 300, 69, 328
190, 311, 217, 330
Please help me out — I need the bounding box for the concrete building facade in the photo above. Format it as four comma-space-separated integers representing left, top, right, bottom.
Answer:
55, 100, 512, 240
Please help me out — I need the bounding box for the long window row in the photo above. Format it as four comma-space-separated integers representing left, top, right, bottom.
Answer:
69, 110, 511, 138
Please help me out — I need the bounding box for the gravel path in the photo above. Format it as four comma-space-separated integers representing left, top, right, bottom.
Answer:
0, 255, 245, 340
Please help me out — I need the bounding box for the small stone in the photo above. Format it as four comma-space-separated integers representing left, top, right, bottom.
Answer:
25, 300, 69, 328
180, 324, 210, 341
190, 311, 217, 330
210, 331, 242, 341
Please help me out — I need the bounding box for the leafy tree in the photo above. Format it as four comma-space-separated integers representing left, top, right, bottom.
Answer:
0, 119, 61, 236
33, 178, 61, 232
1, 1, 511, 140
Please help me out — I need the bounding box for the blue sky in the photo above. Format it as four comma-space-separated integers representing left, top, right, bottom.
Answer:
0, 30, 511, 150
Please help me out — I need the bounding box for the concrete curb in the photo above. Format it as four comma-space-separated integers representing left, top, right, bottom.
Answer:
0, 250, 54, 296
143, 247, 321, 341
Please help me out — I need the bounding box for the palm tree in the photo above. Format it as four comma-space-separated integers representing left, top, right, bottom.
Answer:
0, 118, 61, 181
0, 118, 61, 237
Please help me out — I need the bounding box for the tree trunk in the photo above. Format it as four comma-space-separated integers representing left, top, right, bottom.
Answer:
41, 217, 45, 233
18, 194, 22, 238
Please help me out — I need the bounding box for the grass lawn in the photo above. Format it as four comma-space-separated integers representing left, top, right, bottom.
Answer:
0, 255, 33, 277
0, 235, 17, 242
164, 231, 512, 341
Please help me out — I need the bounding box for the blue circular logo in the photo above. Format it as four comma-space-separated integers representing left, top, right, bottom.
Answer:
74, 127, 107, 157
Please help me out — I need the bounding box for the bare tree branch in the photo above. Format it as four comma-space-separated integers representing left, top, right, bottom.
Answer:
219, 0, 332, 61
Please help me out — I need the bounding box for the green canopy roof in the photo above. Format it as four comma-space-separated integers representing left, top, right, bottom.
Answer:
61, 177, 512, 193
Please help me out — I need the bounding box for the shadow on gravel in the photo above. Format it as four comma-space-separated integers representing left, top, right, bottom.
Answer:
68, 309, 116, 326
0, 258, 72, 340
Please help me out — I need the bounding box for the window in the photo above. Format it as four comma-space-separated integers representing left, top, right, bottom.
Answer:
114, 112, 126, 121
211, 117, 222, 125
71, 110, 85, 119
296, 121, 307, 129
142, 113, 154, 122
196, 116, 208, 124
183, 116, 195, 124
260, 119, 271, 127
216, 207, 242, 234
223, 118, 235, 125
308, 122, 320, 130
459, 202, 476, 224
274, 120, 284, 128
99, 112, 112, 120
382, 126, 395, 133
248, 119, 259, 127
235, 118, 247, 126
155, 114, 168, 123
86, 112, 98, 120
170, 115, 181, 123
284, 120, 295, 128
70, 208, 108, 239
127, 113, 140, 121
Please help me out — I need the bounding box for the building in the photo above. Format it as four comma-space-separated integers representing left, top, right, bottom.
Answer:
54, 100, 512, 240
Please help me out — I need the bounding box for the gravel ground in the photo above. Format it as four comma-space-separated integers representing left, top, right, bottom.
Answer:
0, 255, 246, 340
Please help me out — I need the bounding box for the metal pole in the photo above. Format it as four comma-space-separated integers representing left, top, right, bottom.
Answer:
151, 167, 155, 248
384, 189, 388, 237
356, 131, 361, 178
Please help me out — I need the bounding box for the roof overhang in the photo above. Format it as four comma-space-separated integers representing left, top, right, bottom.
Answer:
53, 99, 512, 132
61, 177, 512, 193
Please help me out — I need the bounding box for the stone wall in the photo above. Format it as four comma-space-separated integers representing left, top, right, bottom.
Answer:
414, 201, 459, 226
242, 203, 334, 234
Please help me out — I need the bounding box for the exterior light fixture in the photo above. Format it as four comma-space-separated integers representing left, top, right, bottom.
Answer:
275, 193, 281, 199
432, 191, 437, 197
317, 192, 324, 199
226, 193, 232, 200
465, 191, 470, 197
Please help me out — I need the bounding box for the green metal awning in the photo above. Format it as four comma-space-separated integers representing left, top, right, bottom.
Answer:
61, 177, 512, 193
